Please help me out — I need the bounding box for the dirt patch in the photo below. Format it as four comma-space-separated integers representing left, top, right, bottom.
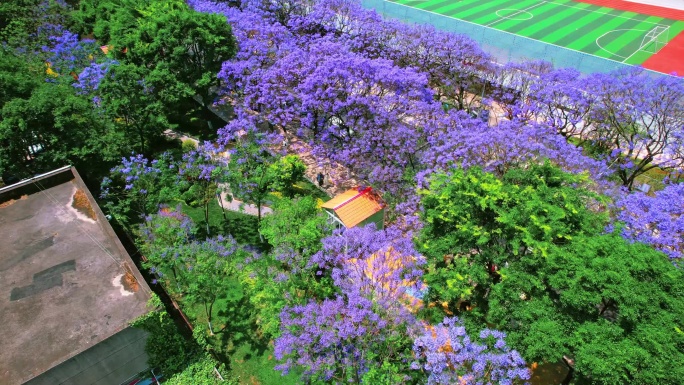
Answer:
0, 195, 28, 209
530, 362, 569, 385
121, 270, 140, 293
71, 189, 97, 220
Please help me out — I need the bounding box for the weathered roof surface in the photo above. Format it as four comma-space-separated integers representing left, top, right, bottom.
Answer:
321, 187, 384, 228
0, 167, 151, 385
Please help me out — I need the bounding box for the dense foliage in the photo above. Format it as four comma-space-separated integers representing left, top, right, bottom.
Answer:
3, 0, 683, 383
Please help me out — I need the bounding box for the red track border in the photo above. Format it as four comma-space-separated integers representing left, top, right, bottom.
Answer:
642, 30, 684, 75
572, 0, 684, 20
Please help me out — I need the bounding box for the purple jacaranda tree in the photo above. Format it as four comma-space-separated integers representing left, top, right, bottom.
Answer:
613, 182, 684, 262
485, 60, 553, 122
179, 142, 225, 235
100, 152, 181, 229
247, 40, 439, 193
274, 292, 414, 383
276, 226, 421, 383
526, 67, 595, 140
211, 5, 296, 96
42, 28, 97, 75
218, 115, 283, 224
287, 0, 402, 58
584, 67, 684, 189
73, 59, 118, 95
310, 225, 425, 310
177, 235, 243, 334
420, 115, 615, 195
412, 317, 530, 385
389, 24, 493, 112
137, 205, 195, 291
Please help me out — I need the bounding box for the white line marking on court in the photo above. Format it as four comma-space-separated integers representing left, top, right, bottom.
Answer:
595, 28, 647, 59
621, 25, 669, 62
495, 9, 535, 21
380, 0, 678, 72
542, 0, 666, 26
485, 1, 546, 27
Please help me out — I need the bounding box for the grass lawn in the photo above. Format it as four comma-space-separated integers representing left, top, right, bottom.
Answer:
228, 342, 301, 385
180, 200, 262, 245
292, 179, 330, 202
633, 166, 671, 193
164, 178, 329, 384
177, 276, 301, 385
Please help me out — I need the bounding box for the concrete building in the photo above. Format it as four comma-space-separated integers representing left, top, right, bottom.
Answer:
0, 166, 152, 385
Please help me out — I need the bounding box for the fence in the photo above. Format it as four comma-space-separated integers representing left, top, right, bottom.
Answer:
361, 0, 665, 76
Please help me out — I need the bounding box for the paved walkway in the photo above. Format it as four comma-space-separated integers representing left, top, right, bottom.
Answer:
273, 128, 361, 197
216, 182, 272, 217
165, 129, 273, 217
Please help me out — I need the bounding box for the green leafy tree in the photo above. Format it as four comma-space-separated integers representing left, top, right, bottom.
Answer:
107, 0, 237, 119
418, 162, 603, 318
72, 0, 139, 43
0, 48, 40, 109
260, 195, 327, 256
0, 77, 121, 179
418, 163, 684, 384
97, 63, 170, 155
164, 353, 232, 385
131, 295, 201, 377
269, 154, 306, 198
493, 234, 684, 385
178, 237, 244, 335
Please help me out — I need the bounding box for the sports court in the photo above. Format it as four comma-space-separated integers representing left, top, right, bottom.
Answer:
387, 0, 684, 74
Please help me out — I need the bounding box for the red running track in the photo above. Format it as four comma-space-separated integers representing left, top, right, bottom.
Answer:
642, 30, 684, 75
572, 0, 684, 20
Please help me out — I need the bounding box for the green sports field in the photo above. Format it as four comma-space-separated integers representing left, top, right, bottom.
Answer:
388, 0, 684, 65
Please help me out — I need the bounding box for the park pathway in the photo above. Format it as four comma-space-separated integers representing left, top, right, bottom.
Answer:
164, 129, 272, 217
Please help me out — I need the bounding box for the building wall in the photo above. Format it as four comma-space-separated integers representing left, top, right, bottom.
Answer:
23, 327, 149, 385
358, 209, 385, 230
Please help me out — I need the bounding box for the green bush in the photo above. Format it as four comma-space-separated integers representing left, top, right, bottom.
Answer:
181, 139, 198, 153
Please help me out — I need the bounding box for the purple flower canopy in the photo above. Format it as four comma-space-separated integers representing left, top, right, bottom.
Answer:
614, 183, 684, 261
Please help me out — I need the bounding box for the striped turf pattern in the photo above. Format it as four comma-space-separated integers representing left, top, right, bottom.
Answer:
390, 0, 684, 64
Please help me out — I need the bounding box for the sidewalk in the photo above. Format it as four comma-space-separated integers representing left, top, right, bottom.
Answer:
216, 182, 272, 217
165, 129, 273, 217
273, 129, 361, 197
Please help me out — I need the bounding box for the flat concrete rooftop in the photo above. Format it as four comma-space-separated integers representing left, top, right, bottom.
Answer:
0, 167, 151, 385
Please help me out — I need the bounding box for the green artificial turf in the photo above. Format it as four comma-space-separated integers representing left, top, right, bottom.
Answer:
391, 0, 684, 65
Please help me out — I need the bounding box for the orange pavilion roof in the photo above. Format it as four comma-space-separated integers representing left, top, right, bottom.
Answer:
321, 187, 385, 228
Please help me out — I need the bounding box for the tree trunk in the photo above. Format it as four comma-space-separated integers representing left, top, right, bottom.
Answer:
138, 126, 146, 155
206, 301, 215, 335
257, 198, 262, 224
204, 201, 210, 235
561, 356, 575, 385
217, 191, 228, 222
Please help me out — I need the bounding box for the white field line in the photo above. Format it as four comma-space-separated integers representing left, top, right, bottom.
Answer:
484, 2, 546, 27
397, 0, 668, 26
595, 28, 648, 59
541, 0, 667, 26
495, 9, 534, 21
380, 0, 671, 72
622, 25, 670, 63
